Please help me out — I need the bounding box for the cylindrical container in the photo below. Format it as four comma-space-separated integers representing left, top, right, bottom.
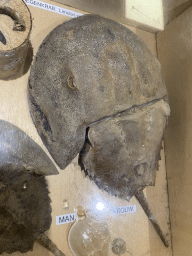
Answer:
0, 0, 32, 80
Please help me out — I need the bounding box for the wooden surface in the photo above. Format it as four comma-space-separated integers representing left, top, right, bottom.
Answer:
157, 7, 192, 256
0, 0, 172, 255
51, 0, 191, 32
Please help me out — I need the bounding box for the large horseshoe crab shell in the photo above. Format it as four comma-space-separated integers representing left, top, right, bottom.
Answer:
28, 15, 170, 200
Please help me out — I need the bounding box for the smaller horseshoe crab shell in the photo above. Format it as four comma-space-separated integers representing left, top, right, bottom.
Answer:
0, 120, 58, 254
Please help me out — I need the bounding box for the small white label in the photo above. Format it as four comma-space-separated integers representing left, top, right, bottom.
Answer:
110, 205, 136, 216
56, 213, 77, 225
24, 0, 83, 18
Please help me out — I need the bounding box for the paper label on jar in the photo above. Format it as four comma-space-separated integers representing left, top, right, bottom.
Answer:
24, 0, 83, 18
110, 205, 136, 216
56, 213, 77, 225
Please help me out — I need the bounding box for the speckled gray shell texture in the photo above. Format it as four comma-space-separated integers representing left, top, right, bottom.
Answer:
0, 120, 54, 254
28, 15, 169, 200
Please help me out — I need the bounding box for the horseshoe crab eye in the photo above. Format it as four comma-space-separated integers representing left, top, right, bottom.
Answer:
67, 76, 75, 89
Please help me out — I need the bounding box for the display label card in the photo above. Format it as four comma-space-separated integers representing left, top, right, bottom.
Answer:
110, 205, 136, 216
24, 0, 83, 18
56, 213, 77, 225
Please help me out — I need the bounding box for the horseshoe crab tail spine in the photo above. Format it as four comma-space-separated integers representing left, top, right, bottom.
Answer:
135, 190, 169, 247
36, 233, 67, 256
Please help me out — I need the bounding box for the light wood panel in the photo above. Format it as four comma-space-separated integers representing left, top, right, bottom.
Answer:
157, 7, 192, 256
51, 0, 191, 32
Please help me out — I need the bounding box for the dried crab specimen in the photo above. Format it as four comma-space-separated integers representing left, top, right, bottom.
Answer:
28, 15, 170, 246
0, 120, 66, 256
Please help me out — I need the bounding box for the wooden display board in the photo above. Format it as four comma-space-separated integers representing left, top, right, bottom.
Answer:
50, 0, 191, 32
157, 7, 192, 256
0, 0, 172, 255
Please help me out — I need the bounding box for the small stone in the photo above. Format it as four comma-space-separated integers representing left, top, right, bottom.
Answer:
112, 238, 126, 255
